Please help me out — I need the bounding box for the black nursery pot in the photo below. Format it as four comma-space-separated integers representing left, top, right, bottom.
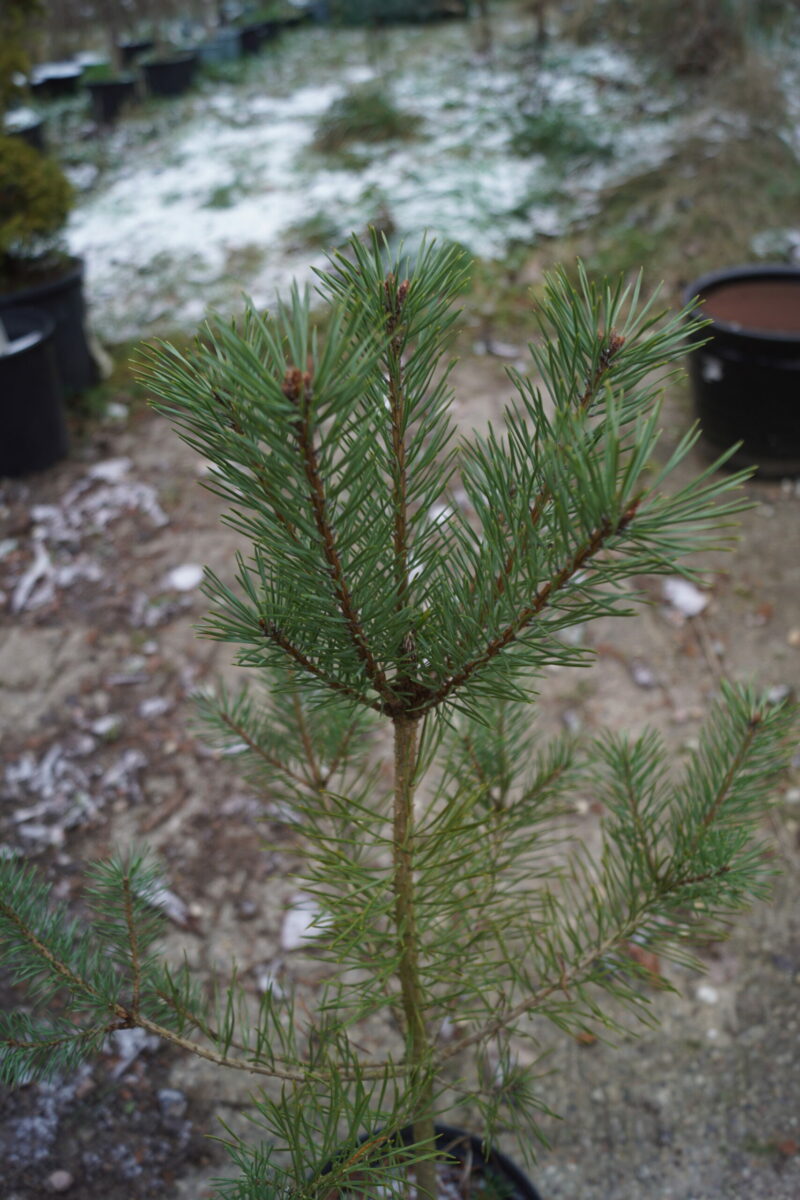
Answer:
29, 65, 83, 100
415, 1124, 543, 1200
0, 308, 68, 478
328, 1124, 543, 1200
142, 53, 198, 98
86, 77, 137, 124
684, 265, 800, 477
0, 257, 99, 398
5, 115, 46, 151
119, 39, 155, 66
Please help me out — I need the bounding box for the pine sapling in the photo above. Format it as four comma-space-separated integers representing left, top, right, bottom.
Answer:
0, 235, 794, 1199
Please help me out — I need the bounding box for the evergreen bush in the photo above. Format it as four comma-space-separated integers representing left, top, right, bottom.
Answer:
0, 235, 793, 1198
0, 136, 74, 287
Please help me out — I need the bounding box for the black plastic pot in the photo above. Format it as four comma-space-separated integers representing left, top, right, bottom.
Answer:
0, 308, 68, 477
29, 64, 83, 100
239, 18, 280, 52
0, 258, 99, 398
326, 1123, 542, 1200
4, 114, 46, 151
142, 53, 198, 98
685, 264, 800, 477
420, 1124, 542, 1200
86, 76, 138, 124
119, 39, 155, 67
198, 28, 242, 65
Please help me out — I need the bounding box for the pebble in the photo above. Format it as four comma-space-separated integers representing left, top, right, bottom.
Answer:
663, 577, 709, 617
91, 714, 123, 739
163, 563, 204, 591
281, 896, 324, 950
788, 628, 800, 648
46, 1170, 74, 1192
157, 1088, 188, 1121
138, 696, 172, 719
766, 684, 794, 705
630, 660, 657, 688
696, 983, 719, 1005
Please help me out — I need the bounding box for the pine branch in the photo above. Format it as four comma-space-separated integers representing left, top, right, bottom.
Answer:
429, 497, 641, 711
288, 365, 396, 706
258, 617, 385, 713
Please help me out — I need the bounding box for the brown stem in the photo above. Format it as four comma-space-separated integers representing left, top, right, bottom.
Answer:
295, 388, 396, 705
392, 714, 437, 1199
218, 708, 319, 791
259, 619, 385, 714
122, 874, 141, 1016
622, 758, 660, 883
387, 334, 410, 616
291, 687, 324, 791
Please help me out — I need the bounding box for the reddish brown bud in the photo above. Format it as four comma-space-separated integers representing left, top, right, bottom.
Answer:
281, 366, 304, 402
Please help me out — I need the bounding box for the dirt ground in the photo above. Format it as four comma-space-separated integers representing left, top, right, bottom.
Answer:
1, 336, 798, 1200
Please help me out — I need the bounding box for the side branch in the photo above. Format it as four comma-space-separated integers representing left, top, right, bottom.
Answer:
218, 706, 323, 791
430, 499, 640, 711
122, 875, 142, 1015
290, 373, 396, 704
482, 330, 625, 610
435, 860, 733, 1068
385, 276, 411, 616
259, 619, 385, 714
213, 390, 300, 545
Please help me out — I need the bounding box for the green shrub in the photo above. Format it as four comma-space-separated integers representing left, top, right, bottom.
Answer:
0, 0, 41, 118
566, 0, 786, 77
0, 136, 74, 284
510, 104, 613, 162
312, 84, 422, 153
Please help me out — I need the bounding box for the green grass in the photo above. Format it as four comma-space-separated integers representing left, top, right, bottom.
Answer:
509, 104, 613, 164
282, 212, 343, 251
312, 84, 422, 154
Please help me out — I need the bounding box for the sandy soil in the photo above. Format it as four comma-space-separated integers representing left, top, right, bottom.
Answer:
1, 342, 798, 1199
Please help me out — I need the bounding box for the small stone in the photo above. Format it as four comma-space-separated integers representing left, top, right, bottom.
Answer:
237, 899, 258, 920
163, 563, 204, 591
46, 1169, 74, 1192
784, 788, 800, 805
561, 708, 583, 734
157, 1088, 188, 1121
630, 660, 657, 689
663, 577, 709, 618
766, 684, 794, 706
91, 713, 123, 740
104, 401, 128, 423
138, 696, 172, 719
281, 895, 324, 950
255, 966, 285, 997
788, 628, 800, 648
696, 983, 719, 1005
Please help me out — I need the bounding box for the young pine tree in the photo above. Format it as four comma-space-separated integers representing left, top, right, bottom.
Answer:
0, 237, 793, 1199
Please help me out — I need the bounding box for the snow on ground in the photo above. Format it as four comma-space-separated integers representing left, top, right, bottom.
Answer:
66, 17, 678, 342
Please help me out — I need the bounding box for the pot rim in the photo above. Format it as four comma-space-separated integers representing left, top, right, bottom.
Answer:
0, 257, 85, 308
0, 306, 55, 358
86, 75, 137, 89
684, 263, 800, 344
